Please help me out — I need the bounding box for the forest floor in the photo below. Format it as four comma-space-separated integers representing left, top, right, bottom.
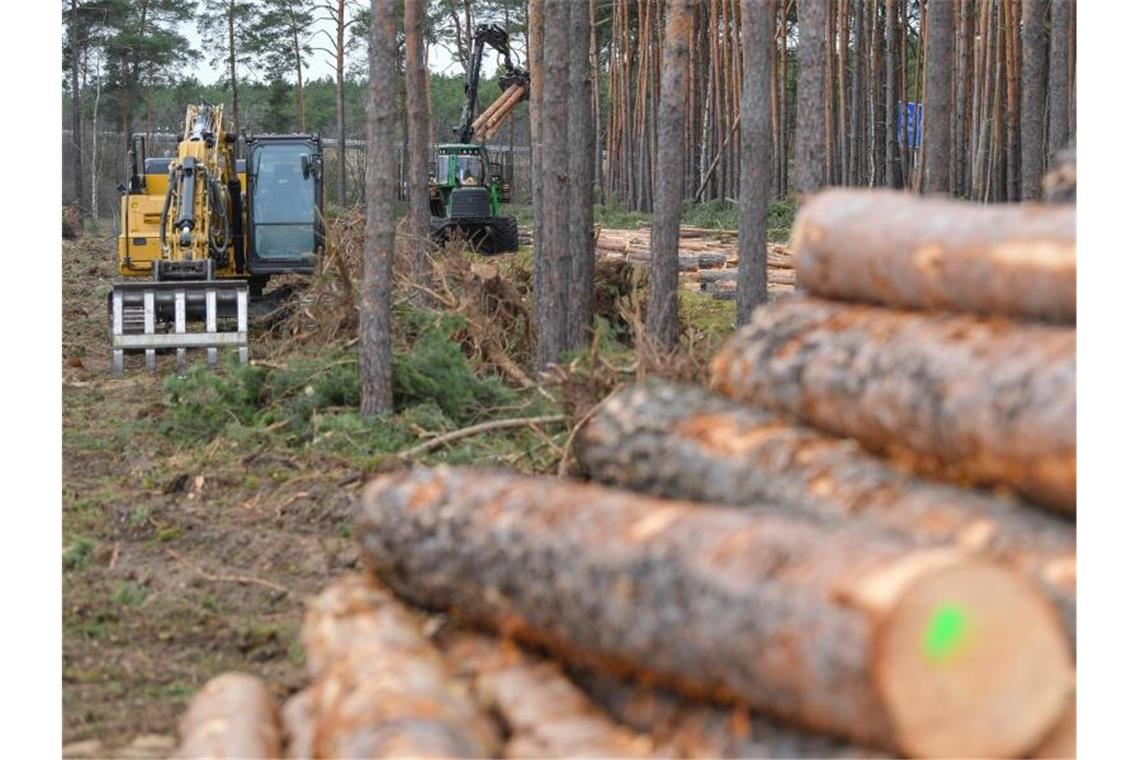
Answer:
61, 224, 748, 755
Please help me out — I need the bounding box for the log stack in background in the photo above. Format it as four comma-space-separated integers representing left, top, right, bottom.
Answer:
593, 227, 798, 299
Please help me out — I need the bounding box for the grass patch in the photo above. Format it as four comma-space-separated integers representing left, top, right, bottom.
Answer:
679, 290, 738, 342
63, 537, 97, 572
111, 582, 148, 607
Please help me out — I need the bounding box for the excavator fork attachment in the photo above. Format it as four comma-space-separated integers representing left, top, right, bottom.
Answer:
110, 281, 249, 377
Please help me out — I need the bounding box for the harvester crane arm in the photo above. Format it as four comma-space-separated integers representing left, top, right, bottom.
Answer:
456, 23, 530, 144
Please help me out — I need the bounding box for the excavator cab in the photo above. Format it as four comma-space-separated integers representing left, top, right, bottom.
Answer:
246, 134, 324, 279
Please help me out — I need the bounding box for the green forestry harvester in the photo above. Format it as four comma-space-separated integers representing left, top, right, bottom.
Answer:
429, 23, 527, 254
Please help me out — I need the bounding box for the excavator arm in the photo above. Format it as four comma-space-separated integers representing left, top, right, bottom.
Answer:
455, 23, 530, 144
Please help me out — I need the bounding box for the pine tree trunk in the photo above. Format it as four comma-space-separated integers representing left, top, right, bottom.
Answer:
848, 0, 864, 185
871, 1, 885, 186
794, 0, 828, 195
69, 0, 83, 217
291, 21, 306, 131
1020, 0, 1047, 199
838, 0, 850, 185
567, 0, 595, 349
955, 0, 974, 195
359, 0, 398, 416
579, 380, 1077, 646
1003, 0, 1021, 200
404, 0, 431, 295
885, 0, 902, 187
537, 0, 572, 368
736, 0, 773, 325
528, 0, 545, 358
1047, 0, 1072, 165
590, 0, 604, 205
335, 0, 347, 205
711, 297, 1076, 513
922, 0, 954, 192
647, 0, 694, 353
359, 467, 1074, 758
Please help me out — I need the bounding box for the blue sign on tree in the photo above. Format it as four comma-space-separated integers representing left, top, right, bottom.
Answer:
897, 102, 924, 148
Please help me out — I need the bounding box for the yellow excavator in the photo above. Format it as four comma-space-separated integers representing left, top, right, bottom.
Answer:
111, 103, 322, 374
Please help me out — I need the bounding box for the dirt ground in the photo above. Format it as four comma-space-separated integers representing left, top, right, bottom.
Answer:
62, 237, 362, 754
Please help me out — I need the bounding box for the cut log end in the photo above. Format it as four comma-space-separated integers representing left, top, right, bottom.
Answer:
1032, 698, 1076, 759
872, 561, 1074, 759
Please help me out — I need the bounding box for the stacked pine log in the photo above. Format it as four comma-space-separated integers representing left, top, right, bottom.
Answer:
578, 188, 1077, 757
175, 190, 1076, 760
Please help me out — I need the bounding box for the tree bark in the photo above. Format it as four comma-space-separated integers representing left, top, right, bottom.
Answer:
334, 0, 347, 204
528, 0, 545, 359
301, 574, 499, 758
579, 379, 1076, 645
791, 189, 1076, 322
175, 673, 281, 759
537, 0, 571, 369
955, 0, 975, 195
1003, 0, 1021, 200
571, 668, 887, 759
359, 0, 398, 416
922, 0, 954, 192
438, 631, 653, 758
291, 12, 306, 131
646, 0, 694, 353
736, 0, 773, 326
848, 0, 865, 185
227, 0, 241, 139
69, 0, 84, 217
359, 467, 1073, 758
1047, 0, 1072, 167
404, 0, 431, 295
1020, 0, 1047, 200
566, 0, 595, 350
794, 0, 829, 195
884, 0, 901, 188
711, 297, 1076, 513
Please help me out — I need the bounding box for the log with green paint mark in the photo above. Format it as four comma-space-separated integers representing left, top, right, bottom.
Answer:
359, 467, 1074, 759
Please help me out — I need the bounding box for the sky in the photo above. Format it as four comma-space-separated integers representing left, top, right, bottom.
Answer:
183, 16, 468, 85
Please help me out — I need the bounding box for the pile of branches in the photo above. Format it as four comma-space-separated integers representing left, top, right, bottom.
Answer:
175, 190, 1076, 760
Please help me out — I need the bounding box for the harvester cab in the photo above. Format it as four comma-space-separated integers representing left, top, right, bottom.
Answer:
429, 144, 518, 253
111, 103, 322, 375
430, 23, 527, 254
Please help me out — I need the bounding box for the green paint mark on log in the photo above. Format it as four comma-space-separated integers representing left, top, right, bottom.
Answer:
924, 603, 969, 662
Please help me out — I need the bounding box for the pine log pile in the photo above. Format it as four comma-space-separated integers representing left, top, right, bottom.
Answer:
710, 297, 1076, 514
578, 380, 1075, 646
792, 189, 1076, 323
358, 466, 1073, 758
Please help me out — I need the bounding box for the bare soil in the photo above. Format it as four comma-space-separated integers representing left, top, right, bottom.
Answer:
62, 237, 361, 753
